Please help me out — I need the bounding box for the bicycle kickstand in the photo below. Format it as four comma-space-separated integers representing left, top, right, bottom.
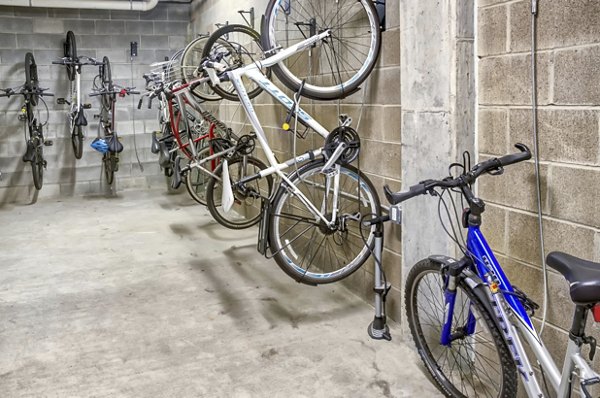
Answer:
368, 220, 392, 341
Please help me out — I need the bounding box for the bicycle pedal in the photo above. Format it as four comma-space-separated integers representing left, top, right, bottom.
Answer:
44, 140, 53, 147
56, 97, 67, 105
18, 114, 27, 122
83, 103, 92, 109
93, 114, 100, 119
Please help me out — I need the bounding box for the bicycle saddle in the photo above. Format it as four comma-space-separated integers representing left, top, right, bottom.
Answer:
547, 251, 600, 304
106, 135, 123, 153
75, 109, 88, 126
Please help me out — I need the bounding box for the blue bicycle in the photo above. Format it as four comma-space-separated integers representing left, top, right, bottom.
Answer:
368, 144, 600, 397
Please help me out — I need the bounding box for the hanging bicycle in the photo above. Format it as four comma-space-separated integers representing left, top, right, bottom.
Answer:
0, 53, 54, 190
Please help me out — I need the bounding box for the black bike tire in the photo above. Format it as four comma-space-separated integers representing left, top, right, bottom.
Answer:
205, 156, 273, 230
72, 124, 83, 159
263, 0, 381, 100
104, 153, 115, 185
31, 143, 43, 190
201, 24, 267, 102
101, 56, 115, 109
24, 52, 39, 106
181, 36, 222, 102
268, 159, 380, 285
65, 31, 77, 81
405, 259, 517, 398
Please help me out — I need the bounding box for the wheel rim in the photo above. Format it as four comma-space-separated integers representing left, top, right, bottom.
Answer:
271, 164, 378, 281
267, 0, 380, 96
410, 270, 504, 397
209, 158, 270, 228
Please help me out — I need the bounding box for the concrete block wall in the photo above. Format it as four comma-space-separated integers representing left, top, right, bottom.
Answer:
190, 0, 405, 320
478, 0, 600, 377
0, 1, 191, 205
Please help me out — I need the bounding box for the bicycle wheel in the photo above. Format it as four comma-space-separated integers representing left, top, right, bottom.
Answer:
31, 139, 44, 190
269, 160, 380, 285
181, 36, 222, 102
65, 30, 77, 81
405, 259, 517, 397
205, 156, 273, 229
185, 146, 220, 205
263, 0, 381, 100
72, 124, 83, 159
101, 56, 115, 109
201, 24, 268, 102
103, 153, 116, 185
24, 52, 39, 106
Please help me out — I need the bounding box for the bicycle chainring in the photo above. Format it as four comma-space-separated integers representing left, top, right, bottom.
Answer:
324, 126, 361, 165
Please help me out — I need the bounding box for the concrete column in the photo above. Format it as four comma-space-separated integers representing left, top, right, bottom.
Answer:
399, 0, 475, 328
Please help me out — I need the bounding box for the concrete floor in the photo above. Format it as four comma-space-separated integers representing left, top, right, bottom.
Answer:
0, 190, 440, 397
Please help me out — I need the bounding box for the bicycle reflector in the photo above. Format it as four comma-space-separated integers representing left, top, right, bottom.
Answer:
593, 304, 600, 322
91, 137, 109, 153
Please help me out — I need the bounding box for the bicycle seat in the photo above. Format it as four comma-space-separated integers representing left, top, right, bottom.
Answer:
547, 251, 600, 304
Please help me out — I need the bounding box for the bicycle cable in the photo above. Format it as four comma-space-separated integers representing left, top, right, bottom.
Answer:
530, 0, 548, 336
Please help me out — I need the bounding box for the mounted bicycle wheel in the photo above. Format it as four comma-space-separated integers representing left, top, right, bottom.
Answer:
31, 140, 44, 190
269, 160, 380, 285
201, 24, 268, 102
103, 153, 117, 185
101, 56, 115, 109
263, 0, 381, 100
181, 36, 222, 102
24, 52, 39, 106
72, 124, 83, 159
206, 156, 273, 229
65, 30, 77, 81
405, 259, 517, 398
185, 146, 219, 205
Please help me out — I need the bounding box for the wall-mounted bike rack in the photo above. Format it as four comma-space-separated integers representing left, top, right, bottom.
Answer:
238, 8, 255, 29
375, 0, 386, 31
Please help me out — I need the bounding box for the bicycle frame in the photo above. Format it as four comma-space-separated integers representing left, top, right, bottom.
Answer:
444, 225, 600, 397
216, 30, 343, 226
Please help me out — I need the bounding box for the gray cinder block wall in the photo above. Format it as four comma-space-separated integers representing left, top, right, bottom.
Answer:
190, 0, 406, 320
0, 1, 191, 205
478, 0, 600, 378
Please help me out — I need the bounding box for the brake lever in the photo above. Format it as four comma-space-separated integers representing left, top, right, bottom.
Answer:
487, 166, 504, 176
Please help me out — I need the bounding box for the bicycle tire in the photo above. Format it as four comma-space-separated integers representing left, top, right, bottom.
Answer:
65, 30, 77, 81
104, 153, 115, 185
185, 146, 219, 205
269, 159, 380, 285
205, 156, 273, 229
263, 0, 381, 100
72, 124, 83, 159
101, 56, 115, 109
31, 140, 43, 190
405, 259, 517, 398
201, 24, 268, 102
181, 36, 222, 102
24, 52, 39, 106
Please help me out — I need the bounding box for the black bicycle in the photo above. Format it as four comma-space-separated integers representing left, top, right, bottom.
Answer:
0, 52, 54, 190
89, 56, 138, 185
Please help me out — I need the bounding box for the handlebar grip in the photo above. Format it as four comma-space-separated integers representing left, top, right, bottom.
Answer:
384, 183, 427, 205
52, 60, 65, 65
129, 90, 140, 95
148, 96, 153, 109
89, 92, 100, 97
137, 98, 144, 110
41, 92, 54, 97
497, 143, 531, 167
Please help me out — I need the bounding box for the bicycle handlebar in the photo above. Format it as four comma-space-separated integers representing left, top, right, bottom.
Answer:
89, 86, 139, 97
52, 56, 103, 66
0, 87, 54, 98
383, 144, 532, 205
